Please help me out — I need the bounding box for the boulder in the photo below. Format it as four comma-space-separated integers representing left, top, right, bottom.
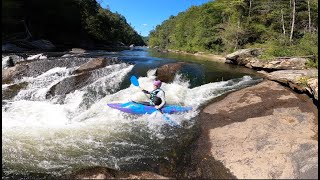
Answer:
307, 78, 318, 100
155, 62, 186, 83
226, 49, 308, 71
2, 43, 26, 52
262, 58, 307, 70
262, 69, 318, 100
73, 57, 121, 74
2, 82, 28, 99
29, 39, 55, 51
2, 56, 15, 69
46, 72, 91, 97
225, 48, 263, 65
2, 64, 29, 84
70, 48, 86, 54
3, 55, 25, 64
184, 80, 318, 179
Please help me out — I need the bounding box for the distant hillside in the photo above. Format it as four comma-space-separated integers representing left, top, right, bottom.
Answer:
2, 0, 146, 50
148, 0, 318, 66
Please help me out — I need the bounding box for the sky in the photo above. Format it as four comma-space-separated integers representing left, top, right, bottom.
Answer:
98, 0, 212, 37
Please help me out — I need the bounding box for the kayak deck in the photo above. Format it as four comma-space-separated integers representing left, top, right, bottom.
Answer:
107, 101, 192, 114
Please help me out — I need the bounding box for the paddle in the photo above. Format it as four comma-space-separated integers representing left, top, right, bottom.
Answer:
130, 75, 178, 126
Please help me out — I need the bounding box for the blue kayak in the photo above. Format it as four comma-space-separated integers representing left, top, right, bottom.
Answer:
107, 101, 192, 115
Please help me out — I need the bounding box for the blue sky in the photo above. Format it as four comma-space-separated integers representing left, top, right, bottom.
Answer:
98, 0, 212, 37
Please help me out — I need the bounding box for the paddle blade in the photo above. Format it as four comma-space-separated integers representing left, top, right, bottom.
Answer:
130, 76, 139, 87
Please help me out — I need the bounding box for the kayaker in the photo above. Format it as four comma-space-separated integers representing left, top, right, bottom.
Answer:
142, 80, 166, 109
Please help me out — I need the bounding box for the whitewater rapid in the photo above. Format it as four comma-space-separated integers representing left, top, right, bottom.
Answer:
2, 61, 262, 176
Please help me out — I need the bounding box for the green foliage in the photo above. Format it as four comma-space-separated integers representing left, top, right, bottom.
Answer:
295, 76, 310, 87
2, 0, 145, 48
149, 0, 318, 67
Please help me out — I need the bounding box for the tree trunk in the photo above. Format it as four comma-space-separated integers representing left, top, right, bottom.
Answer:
234, 18, 240, 51
22, 20, 32, 40
249, 0, 252, 18
307, 0, 311, 32
290, 0, 292, 7
289, 0, 295, 43
281, 9, 286, 35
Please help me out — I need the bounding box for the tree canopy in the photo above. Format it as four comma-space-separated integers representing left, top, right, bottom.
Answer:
148, 0, 318, 65
2, 0, 146, 49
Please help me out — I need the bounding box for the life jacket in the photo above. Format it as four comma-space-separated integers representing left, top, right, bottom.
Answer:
150, 88, 164, 105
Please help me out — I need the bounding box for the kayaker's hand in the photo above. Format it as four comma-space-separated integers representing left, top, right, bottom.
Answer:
155, 105, 160, 109
142, 89, 149, 94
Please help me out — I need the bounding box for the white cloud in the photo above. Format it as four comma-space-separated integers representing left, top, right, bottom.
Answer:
142, 24, 148, 27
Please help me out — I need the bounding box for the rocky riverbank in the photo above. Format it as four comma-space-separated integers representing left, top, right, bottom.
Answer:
156, 48, 318, 103
176, 48, 318, 179
225, 48, 318, 102
181, 80, 318, 179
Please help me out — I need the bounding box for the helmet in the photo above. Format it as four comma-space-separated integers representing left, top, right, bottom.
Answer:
153, 80, 162, 87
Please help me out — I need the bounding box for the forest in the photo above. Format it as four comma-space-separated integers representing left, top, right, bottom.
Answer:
148, 0, 318, 67
2, 0, 146, 49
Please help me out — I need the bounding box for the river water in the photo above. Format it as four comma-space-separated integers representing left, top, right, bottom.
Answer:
2, 47, 262, 178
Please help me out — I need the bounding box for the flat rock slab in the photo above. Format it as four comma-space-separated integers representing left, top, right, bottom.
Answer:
260, 69, 318, 100
191, 80, 318, 179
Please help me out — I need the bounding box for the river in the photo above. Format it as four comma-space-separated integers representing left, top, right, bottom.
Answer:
2, 47, 263, 178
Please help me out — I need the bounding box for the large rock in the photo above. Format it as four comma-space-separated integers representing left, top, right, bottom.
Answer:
184, 81, 318, 179
261, 69, 318, 100
307, 78, 318, 100
155, 62, 186, 83
2, 64, 29, 84
2, 55, 25, 65
46, 72, 91, 97
250, 58, 308, 70
2, 43, 26, 52
66, 166, 170, 179
2, 56, 15, 69
73, 57, 120, 74
225, 48, 263, 65
226, 49, 308, 71
29, 39, 55, 51
2, 82, 28, 99
70, 48, 86, 54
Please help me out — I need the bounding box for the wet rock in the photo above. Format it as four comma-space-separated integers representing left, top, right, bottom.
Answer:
2, 82, 28, 99
155, 62, 186, 83
187, 80, 318, 179
29, 39, 55, 51
66, 166, 170, 179
2, 56, 15, 68
70, 48, 86, 54
46, 72, 90, 97
2, 64, 29, 84
2, 43, 27, 52
73, 57, 121, 74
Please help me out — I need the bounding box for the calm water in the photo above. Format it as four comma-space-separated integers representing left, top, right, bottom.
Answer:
2, 47, 262, 178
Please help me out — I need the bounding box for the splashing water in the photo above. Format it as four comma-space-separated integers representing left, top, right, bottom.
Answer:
2, 62, 262, 177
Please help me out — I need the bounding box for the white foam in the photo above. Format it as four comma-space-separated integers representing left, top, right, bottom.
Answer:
27, 53, 47, 60
2, 66, 261, 176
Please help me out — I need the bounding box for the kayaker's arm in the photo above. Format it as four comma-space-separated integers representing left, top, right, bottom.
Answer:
142, 89, 150, 94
